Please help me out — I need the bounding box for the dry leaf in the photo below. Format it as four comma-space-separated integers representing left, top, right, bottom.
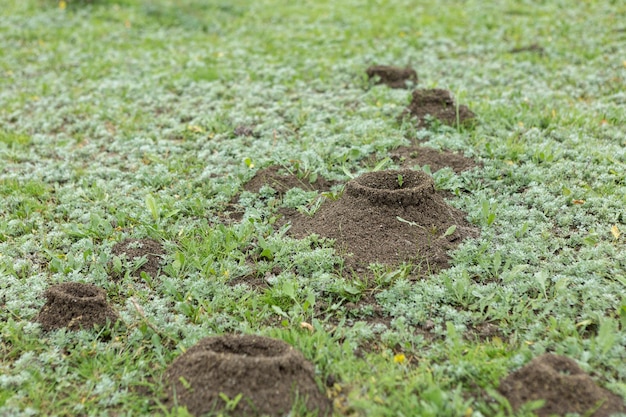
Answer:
300, 322, 314, 333
572, 199, 585, 205
611, 225, 621, 240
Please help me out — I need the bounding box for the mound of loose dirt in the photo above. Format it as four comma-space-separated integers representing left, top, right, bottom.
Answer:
36, 282, 119, 332
366, 65, 418, 89
163, 335, 331, 417
283, 169, 478, 275
390, 144, 480, 174
225, 165, 337, 222
498, 354, 626, 417
242, 165, 335, 195
401, 89, 475, 128
111, 238, 165, 279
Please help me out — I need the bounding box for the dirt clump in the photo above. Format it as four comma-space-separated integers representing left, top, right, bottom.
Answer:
391, 144, 480, 174
284, 169, 478, 275
163, 334, 331, 416
366, 65, 418, 89
401, 89, 475, 128
498, 354, 626, 417
36, 282, 119, 332
111, 238, 165, 279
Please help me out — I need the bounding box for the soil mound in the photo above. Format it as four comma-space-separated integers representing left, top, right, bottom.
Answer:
498, 354, 626, 417
284, 169, 478, 274
225, 165, 336, 222
163, 334, 331, 417
111, 238, 165, 278
402, 89, 475, 128
36, 282, 119, 332
391, 144, 480, 174
243, 165, 335, 195
366, 65, 418, 89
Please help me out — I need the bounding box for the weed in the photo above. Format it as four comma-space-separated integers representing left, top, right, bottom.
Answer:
480, 199, 497, 226
295, 196, 324, 217
396, 174, 404, 188
218, 392, 243, 412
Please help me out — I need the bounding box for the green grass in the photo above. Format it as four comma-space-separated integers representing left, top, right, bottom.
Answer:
1, 0, 626, 415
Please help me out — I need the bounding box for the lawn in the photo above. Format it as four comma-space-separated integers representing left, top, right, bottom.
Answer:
1, 0, 625, 416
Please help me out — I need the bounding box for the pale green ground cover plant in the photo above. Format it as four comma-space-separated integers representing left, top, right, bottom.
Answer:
1, 0, 626, 415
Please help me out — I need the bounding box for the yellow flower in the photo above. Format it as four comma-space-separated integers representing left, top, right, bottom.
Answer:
393, 353, 406, 364
59, 1, 66, 10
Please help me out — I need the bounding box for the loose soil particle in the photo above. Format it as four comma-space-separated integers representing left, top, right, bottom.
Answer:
284, 169, 478, 275
401, 89, 475, 128
36, 282, 119, 332
111, 238, 165, 279
366, 65, 418, 89
498, 354, 626, 417
163, 334, 331, 417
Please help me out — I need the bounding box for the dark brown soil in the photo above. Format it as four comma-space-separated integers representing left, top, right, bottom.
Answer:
498, 354, 626, 417
401, 89, 475, 128
510, 43, 545, 54
242, 165, 335, 195
228, 271, 273, 291
342, 296, 390, 327
465, 322, 503, 342
234, 124, 257, 137
221, 203, 245, 223
225, 165, 337, 222
390, 143, 480, 174
163, 335, 331, 416
366, 65, 418, 89
283, 169, 478, 275
36, 282, 119, 332
111, 238, 165, 279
